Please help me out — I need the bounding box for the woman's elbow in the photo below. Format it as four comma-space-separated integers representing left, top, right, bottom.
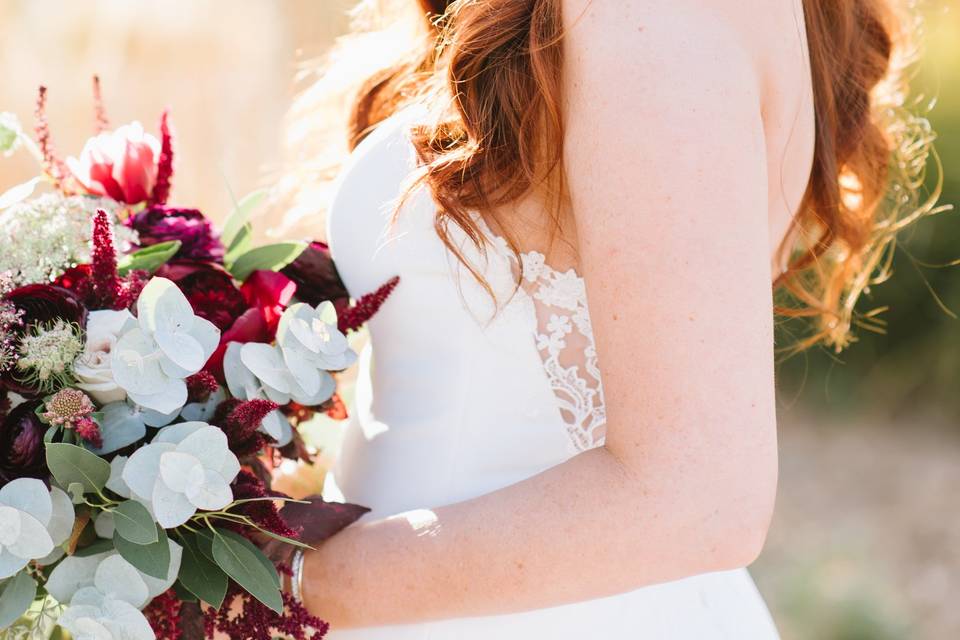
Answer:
708, 469, 778, 570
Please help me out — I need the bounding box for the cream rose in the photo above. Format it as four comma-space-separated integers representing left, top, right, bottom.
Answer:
74, 309, 137, 404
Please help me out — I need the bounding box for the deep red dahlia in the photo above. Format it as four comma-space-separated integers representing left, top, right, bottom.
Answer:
154, 260, 247, 331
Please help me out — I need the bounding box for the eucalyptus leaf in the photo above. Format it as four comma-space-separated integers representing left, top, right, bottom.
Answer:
178, 533, 228, 609
46, 443, 111, 494
114, 525, 170, 579
221, 189, 267, 249
117, 240, 182, 276
74, 538, 115, 558
172, 580, 198, 604
112, 500, 158, 545
0, 570, 37, 630
228, 242, 307, 281
67, 483, 85, 505
211, 528, 282, 613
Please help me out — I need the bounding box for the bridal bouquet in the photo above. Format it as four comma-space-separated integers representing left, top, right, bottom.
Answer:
0, 81, 393, 639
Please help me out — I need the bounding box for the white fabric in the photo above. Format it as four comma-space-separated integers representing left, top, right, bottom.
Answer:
322, 105, 780, 639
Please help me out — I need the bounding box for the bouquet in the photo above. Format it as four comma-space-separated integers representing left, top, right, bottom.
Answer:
0, 79, 396, 639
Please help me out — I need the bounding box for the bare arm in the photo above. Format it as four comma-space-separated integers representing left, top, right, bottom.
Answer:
301, 1, 778, 627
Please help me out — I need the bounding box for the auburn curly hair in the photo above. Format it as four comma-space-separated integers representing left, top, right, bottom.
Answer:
286, 0, 939, 353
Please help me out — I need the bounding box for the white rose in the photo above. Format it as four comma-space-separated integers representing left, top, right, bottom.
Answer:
74, 309, 137, 404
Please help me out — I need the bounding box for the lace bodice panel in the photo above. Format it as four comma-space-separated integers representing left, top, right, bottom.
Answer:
482, 232, 607, 453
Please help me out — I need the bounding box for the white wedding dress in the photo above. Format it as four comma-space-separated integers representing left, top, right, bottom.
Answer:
322, 105, 781, 639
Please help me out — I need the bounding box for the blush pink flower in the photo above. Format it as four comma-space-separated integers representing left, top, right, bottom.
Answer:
66, 122, 160, 205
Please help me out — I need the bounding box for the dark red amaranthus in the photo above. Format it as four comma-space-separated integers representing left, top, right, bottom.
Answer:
203, 575, 329, 640
338, 276, 399, 334
34, 86, 66, 187
231, 470, 299, 539
150, 109, 174, 206
186, 371, 219, 404
212, 398, 279, 457
92, 75, 109, 134
144, 589, 183, 640
89, 209, 122, 308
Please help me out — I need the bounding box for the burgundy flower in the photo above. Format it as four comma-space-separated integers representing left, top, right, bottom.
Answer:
129, 206, 224, 262
0, 401, 48, 486
241, 271, 297, 336
212, 398, 278, 457
149, 110, 174, 206
230, 470, 299, 539
3, 284, 86, 330
154, 260, 247, 332
280, 241, 348, 308
0, 284, 87, 395
204, 271, 297, 381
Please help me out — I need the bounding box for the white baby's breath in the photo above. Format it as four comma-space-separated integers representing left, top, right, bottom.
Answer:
0, 194, 135, 286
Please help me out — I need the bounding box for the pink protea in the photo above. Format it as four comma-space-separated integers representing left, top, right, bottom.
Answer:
42, 388, 101, 447
149, 109, 174, 206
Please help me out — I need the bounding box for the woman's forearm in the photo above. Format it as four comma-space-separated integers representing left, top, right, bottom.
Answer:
302, 440, 773, 628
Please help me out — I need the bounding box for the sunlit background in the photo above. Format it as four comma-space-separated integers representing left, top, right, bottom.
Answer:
1, 1, 958, 638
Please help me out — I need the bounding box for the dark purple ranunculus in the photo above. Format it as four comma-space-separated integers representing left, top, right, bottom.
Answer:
4, 284, 86, 331
129, 206, 225, 262
1, 285, 87, 396
0, 401, 48, 485
154, 260, 248, 331
280, 241, 349, 308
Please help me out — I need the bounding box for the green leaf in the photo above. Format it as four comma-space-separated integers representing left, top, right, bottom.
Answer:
114, 525, 170, 579
74, 538, 114, 557
112, 500, 158, 545
117, 241, 182, 276
228, 242, 307, 281
255, 528, 314, 550
225, 222, 253, 264
194, 529, 216, 562
0, 571, 37, 630
45, 443, 110, 495
66, 483, 85, 504
211, 528, 282, 613
221, 189, 268, 249
177, 532, 228, 609
172, 580, 198, 603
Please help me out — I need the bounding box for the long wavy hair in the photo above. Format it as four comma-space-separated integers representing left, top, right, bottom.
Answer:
285, 0, 939, 353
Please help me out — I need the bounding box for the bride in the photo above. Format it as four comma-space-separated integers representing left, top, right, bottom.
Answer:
278, 0, 924, 637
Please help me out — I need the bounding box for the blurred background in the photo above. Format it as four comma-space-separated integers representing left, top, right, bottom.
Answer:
0, 1, 957, 638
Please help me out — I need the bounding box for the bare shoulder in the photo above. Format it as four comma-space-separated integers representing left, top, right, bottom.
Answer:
561, 0, 807, 98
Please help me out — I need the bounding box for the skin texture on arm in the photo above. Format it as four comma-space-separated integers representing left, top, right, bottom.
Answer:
301, 0, 780, 627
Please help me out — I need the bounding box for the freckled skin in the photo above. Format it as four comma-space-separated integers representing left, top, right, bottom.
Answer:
298, 0, 809, 627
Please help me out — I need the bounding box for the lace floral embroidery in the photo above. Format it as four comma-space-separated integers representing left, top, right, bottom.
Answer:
519, 250, 606, 452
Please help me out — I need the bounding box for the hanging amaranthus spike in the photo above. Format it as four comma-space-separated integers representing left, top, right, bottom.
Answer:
338, 276, 399, 334
34, 86, 66, 187
92, 75, 109, 134
89, 209, 122, 309
150, 109, 174, 205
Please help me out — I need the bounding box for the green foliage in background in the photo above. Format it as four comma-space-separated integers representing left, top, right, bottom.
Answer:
777, 5, 960, 421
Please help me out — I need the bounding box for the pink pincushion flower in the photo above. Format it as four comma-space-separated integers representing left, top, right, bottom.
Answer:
66, 122, 160, 204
